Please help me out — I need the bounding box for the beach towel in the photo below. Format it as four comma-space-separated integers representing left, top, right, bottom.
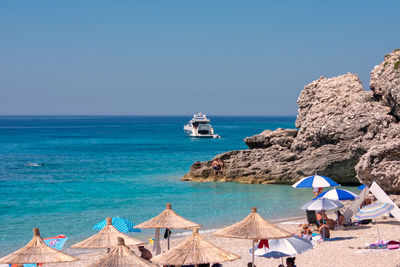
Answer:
388, 244, 400, 250
258, 239, 269, 249
10, 265, 38, 267
164, 228, 172, 239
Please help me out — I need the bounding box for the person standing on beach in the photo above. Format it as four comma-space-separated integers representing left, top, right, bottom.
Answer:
313, 187, 323, 197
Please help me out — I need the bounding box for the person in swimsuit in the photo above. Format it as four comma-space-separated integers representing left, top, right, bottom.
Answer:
300, 224, 312, 235
138, 245, 152, 261
336, 210, 345, 226
319, 224, 330, 239
313, 187, 323, 197
212, 159, 221, 177
218, 159, 224, 171
286, 257, 296, 267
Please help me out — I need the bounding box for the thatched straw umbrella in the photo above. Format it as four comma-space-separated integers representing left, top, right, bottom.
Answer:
152, 228, 239, 267
88, 237, 157, 267
0, 228, 77, 265
214, 207, 292, 267
135, 203, 201, 254
72, 217, 146, 249
46, 251, 104, 267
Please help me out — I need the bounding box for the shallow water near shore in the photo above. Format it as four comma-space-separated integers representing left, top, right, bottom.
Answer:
0, 115, 358, 255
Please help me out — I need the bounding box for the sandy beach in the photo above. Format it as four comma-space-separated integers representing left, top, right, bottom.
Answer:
33, 214, 400, 267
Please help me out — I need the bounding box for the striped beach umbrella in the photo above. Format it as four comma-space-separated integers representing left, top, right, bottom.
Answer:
292, 175, 340, 188
353, 202, 394, 220
43, 235, 68, 250
316, 188, 359, 201
353, 202, 395, 241
93, 217, 141, 233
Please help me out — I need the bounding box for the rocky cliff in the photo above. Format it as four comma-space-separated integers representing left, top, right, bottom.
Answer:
182, 49, 400, 193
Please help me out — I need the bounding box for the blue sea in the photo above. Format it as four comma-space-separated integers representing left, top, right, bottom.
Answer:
0, 116, 357, 255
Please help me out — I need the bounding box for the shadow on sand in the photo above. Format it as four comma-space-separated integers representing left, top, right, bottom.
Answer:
376, 220, 400, 226
343, 225, 372, 230
326, 236, 354, 242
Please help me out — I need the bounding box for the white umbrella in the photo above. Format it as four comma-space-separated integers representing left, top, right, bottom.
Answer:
301, 198, 344, 211
250, 236, 313, 264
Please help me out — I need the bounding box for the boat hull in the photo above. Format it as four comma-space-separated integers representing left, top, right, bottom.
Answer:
184, 128, 219, 138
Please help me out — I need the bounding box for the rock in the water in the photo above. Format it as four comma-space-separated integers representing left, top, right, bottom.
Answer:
356, 142, 400, 194
183, 50, 400, 193
370, 49, 400, 120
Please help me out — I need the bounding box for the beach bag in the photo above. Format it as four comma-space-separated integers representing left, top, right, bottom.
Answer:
359, 219, 372, 225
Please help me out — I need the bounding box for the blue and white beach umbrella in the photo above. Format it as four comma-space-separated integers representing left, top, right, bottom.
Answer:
292, 175, 340, 188
353, 202, 394, 220
93, 217, 141, 233
316, 188, 359, 201
357, 184, 368, 190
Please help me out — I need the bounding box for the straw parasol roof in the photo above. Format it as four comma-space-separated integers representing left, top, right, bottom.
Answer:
214, 207, 292, 240
151, 228, 240, 266
46, 251, 103, 267
88, 237, 157, 267
0, 228, 78, 264
135, 203, 201, 229
72, 217, 146, 249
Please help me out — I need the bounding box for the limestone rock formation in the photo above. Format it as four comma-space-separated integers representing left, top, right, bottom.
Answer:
370, 49, 400, 120
356, 142, 400, 194
182, 49, 400, 193
244, 128, 297, 149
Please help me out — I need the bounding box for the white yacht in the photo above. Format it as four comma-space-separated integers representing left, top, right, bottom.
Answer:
184, 113, 220, 138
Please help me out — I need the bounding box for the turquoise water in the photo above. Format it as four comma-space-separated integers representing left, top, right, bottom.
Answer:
0, 116, 356, 255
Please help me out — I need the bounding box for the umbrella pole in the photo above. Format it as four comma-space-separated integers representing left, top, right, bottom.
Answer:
154, 228, 161, 255
252, 239, 255, 267
168, 234, 170, 250
337, 210, 339, 229
375, 218, 381, 241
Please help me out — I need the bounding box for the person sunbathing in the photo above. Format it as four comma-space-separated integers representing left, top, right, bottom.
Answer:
361, 197, 372, 208
326, 218, 337, 230
319, 224, 330, 239
336, 210, 345, 226
300, 224, 312, 235
316, 210, 329, 225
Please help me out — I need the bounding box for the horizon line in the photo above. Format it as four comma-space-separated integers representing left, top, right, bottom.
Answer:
0, 114, 297, 117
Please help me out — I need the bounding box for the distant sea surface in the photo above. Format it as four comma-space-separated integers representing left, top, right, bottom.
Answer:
0, 116, 357, 255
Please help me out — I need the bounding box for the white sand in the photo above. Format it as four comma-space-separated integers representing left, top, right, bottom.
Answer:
9, 216, 399, 267
162, 216, 400, 267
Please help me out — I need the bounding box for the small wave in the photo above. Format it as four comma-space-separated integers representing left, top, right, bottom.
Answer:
26, 162, 44, 167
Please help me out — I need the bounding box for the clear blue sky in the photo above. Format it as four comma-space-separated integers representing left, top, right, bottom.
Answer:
1, 1, 399, 115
